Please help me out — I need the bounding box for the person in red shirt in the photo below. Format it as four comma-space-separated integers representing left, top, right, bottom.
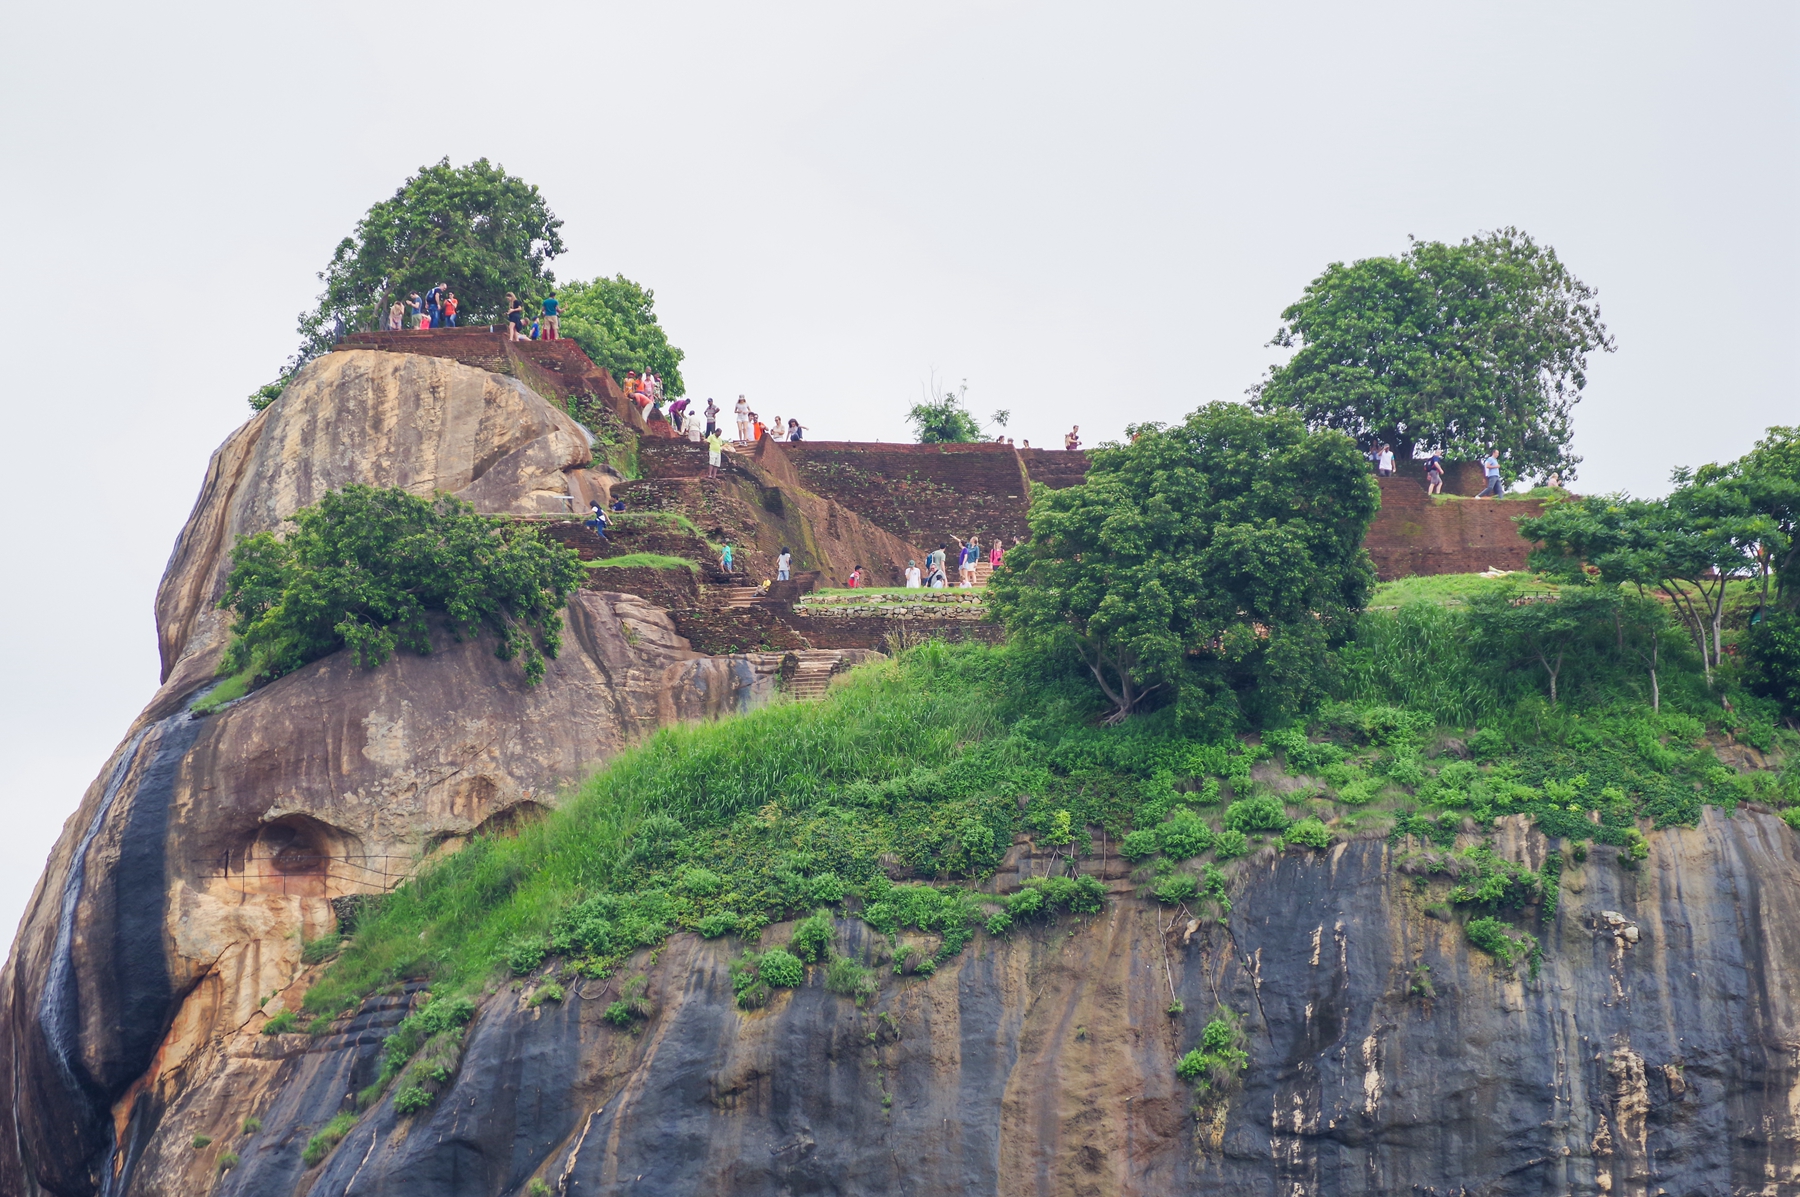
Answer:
846, 565, 863, 588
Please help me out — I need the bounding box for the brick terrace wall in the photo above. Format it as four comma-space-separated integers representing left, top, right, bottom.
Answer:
773, 441, 1046, 548
1365, 475, 1548, 581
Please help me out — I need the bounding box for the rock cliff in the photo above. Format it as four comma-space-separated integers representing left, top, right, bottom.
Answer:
5, 347, 1800, 1197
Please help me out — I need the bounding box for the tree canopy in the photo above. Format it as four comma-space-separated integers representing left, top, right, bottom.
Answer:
254, 159, 564, 406
556, 275, 687, 396
1253, 228, 1613, 481
218, 486, 583, 687
908, 386, 984, 443
987, 403, 1379, 725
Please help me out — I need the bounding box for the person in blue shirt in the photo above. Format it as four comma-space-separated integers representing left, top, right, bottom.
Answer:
1478, 449, 1505, 498
585, 501, 609, 539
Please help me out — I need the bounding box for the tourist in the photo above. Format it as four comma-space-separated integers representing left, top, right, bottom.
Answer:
442, 291, 459, 328
585, 501, 609, 540
787, 419, 805, 442
846, 565, 863, 589
953, 535, 980, 587
1064, 426, 1080, 450
720, 542, 734, 572
926, 544, 948, 588
407, 292, 425, 328
768, 415, 782, 443
752, 414, 767, 442
735, 396, 751, 441
1006, 437, 1014, 446
704, 398, 720, 437
386, 300, 403, 331
542, 293, 560, 340
506, 294, 525, 340
1021, 439, 1030, 448
777, 547, 792, 582
686, 410, 704, 443
611, 498, 626, 512
705, 428, 726, 478
989, 538, 1005, 572
425, 282, 445, 328
1424, 452, 1445, 495
905, 559, 922, 588
528, 315, 541, 340
670, 397, 690, 428
1478, 448, 1504, 498
1376, 444, 1395, 477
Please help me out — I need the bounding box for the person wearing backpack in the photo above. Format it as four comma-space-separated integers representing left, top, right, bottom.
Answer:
585, 501, 609, 540
424, 283, 444, 329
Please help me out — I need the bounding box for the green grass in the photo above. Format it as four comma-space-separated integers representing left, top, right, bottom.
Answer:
192, 666, 256, 714
585, 553, 699, 572
612, 510, 709, 539
1369, 572, 1554, 608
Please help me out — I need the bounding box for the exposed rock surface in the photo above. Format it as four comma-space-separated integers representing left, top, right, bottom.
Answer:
97, 810, 1800, 1196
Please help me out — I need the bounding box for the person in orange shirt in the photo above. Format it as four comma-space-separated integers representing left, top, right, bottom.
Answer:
442, 292, 459, 327
752, 416, 766, 442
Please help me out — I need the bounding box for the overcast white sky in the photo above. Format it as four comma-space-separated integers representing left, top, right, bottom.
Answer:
0, 1, 1794, 941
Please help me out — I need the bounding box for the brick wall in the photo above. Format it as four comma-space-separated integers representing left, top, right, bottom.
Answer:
1364, 475, 1547, 580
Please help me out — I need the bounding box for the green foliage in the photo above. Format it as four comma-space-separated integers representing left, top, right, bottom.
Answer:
1175, 1008, 1251, 1091
1253, 227, 1613, 480
191, 1134, 212, 1150
1223, 795, 1289, 834
528, 981, 565, 1007
302, 1112, 358, 1167
393, 1086, 435, 1114
790, 913, 836, 963
989, 403, 1379, 724
288, 157, 563, 368
1119, 828, 1160, 861
1212, 829, 1250, 860
1465, 915, 1540, 973
1285, 817, 1333, 849
261, 1010, 298, 1035
587, 552, 701, 572
907, 386, 983, 443
301, 932, 343, 964
1158, 811, 1215, 859
219, 487, 582, 687
528, 1181, 555, 1197
1154, 873, 1199, 905
241, 1116, 262, 1135
557, 275, 687, 396
1745, 608, 1800, 718
217, 1150, 240, 1172
603, 975, 656, 1028
824, 955, 879, 1005
758, 948, 805, 988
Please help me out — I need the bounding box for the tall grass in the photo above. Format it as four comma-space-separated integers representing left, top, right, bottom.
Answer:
306, 646, 1003, 1013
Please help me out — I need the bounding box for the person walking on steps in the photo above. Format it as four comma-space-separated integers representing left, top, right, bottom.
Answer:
777, 547, 792, 582
541, 292, 560, 340
1478, 448, 1504, 498
586, 501, 609, 540
705, 428, 726, 478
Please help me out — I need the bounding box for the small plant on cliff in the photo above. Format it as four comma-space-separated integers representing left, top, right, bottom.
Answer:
261, 1010, 298, 1035
1174, 1008, 1250, 1091
603, 976, 653, 1026
218, 485, 582, 687
190, 1134, 212, 1150
217, 1149, 240, 1172
1465, 916, 1540, 975
302, 1112, 358, 1167
527, 1181, 555, 1197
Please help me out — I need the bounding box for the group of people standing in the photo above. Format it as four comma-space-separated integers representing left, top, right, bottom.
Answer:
1369, 445, 1511, 498
386, 283, 461, 331
903, 535, 1012, 589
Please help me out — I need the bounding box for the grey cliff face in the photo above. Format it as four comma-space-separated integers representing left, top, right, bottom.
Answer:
117, 812, 1800, 1197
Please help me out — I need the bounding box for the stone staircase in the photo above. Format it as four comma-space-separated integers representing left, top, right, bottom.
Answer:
782, 650, 847, 700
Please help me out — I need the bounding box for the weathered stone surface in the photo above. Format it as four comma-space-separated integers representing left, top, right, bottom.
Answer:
0, 355, 782, 1197
101, 810, 1800, 1196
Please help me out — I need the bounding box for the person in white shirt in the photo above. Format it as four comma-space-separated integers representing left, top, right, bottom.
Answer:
776, 548, 792, 581
1376, 445, 1395, 476
905, 560, 922, 588
734, 396, 752, 442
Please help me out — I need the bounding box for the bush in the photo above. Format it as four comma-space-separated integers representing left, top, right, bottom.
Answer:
1119, 829, 1160, 862
1223, 795, 1289, 834
758, 948, 805, 988
261, 1010, 298, 1035
528, 981, 565, 1007
191, 1134, 212, 1150
1158, 812, 1215, 859
1212, 829, 1249, 860
241, 1116, 262, 1135
1465, 916, 1539, 972
506, 937, 546, 976
218, 486, 583, 687
217, 1150, 240, 1172
301, 932, 343, 964
1745, 609, 1800, 717
824, 955, 879, 1005
1154, 874, 1199, 905
1175, 1008, 1251, 1090
789, 913, 835, 963
696, 911, 740, 938
393, 1086, 435, 1114
1284, 818, 1332, 850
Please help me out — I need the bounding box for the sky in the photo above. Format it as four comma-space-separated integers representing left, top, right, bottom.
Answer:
0, 1, 1794, 942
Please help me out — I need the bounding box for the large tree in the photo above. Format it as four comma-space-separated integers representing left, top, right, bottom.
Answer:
556, 275, 687, 396
1253, 228, 1614, 482
254, 159, 564, 407
987, 404, 1379, 725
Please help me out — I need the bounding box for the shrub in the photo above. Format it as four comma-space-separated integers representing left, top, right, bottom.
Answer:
528, 981, 565, 1007
1158, 812, 1214, 860
528, 1180, 554, 1197
218, 486, 582, 687
679, 866, 724, 896
1223, 795, 1288, 834
302, 1112, 357, 1167
790, 913, 835, 963
1284, 818, 1332, 850
824, 955, 879, 1004
1212, 829, 1249, 859
306, 1016, 334, 1035
1175, 1008, 1251, 1091
506, 937, 546, 976
804, 872, 847, 904
1119, 829, 1160, 862
696, 911, 740, 938
261, 1010, 298, 1035
732, 952, 772, 1010
1743, 608, 1800, 717
985, 910, 1013, 935
191, 1134, 212, 1150
393, 1086, 435, 1114
241, 1116, 262, 1135
1465, 916, 1539, 972
758, 948, 805, 988
1154, 874, 1199, 904
217, 1150, 240, 1171
1174, 1049, 1207, 1081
